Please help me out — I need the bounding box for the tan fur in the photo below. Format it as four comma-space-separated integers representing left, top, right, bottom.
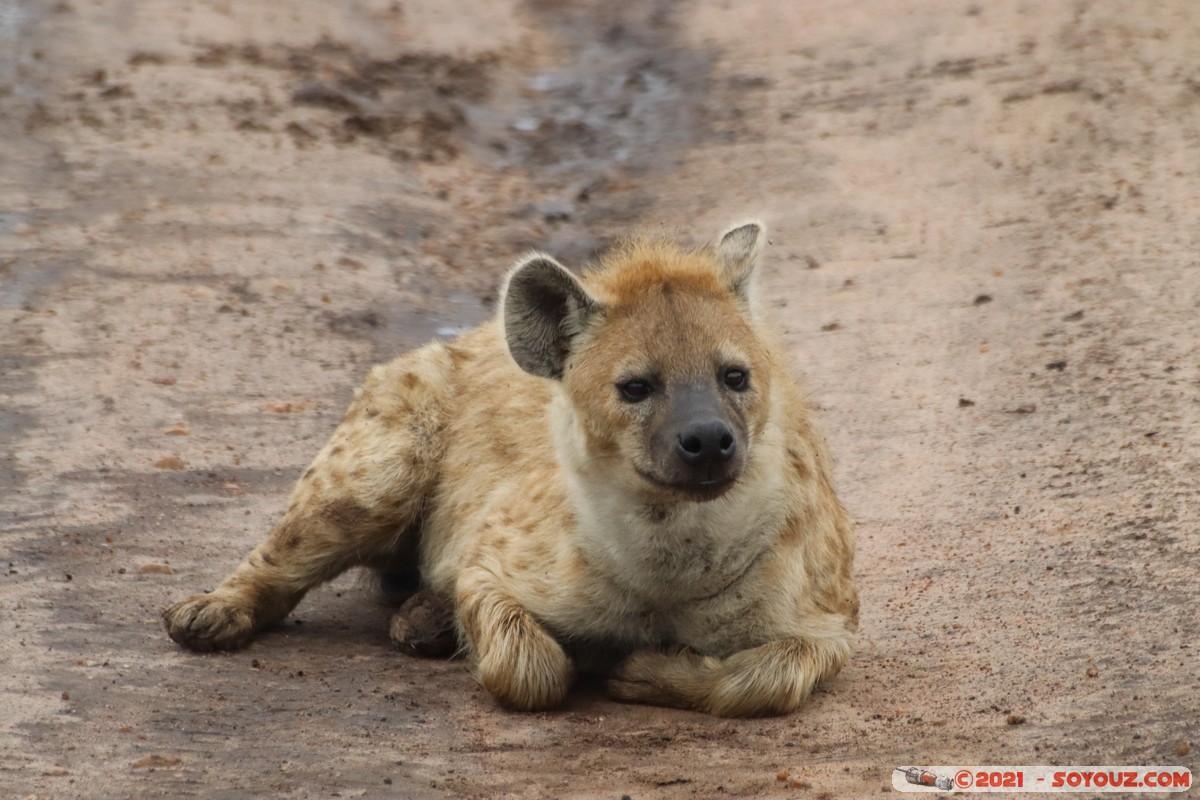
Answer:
163, 222, 858, 717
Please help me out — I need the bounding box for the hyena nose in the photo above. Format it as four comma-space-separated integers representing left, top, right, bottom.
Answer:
676, 420, 737, 466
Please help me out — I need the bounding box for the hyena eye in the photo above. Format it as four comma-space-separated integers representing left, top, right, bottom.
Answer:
723, 368, 750, 391
617, 379, 653, 403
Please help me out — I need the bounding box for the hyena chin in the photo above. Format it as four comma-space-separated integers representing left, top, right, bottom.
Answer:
163, 220, 859, 717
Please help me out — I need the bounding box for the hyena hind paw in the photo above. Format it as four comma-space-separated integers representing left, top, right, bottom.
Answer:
162, 593, 257, 653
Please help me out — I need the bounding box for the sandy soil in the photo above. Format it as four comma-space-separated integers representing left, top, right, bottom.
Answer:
2, 1, 1197, 798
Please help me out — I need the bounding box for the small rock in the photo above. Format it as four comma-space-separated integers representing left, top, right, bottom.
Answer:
1004, 404, 1037, 414
1046, 360, 1067, 371
538, 199, 573, 223
266, 400, 314, 413
973, 294, 993, 305
1086, 666, 1099, 678
1177, 740, 1191, 757
137, 563, 174, 575
958, 397, 976, 408
151, 376, 176, 386
1006, 714, 1026, 725
131, 755, 182, 769
1063, 310, 1084, 321
153, 455, 184, 470
162, 425, 189, 436
291, 82, 359, 112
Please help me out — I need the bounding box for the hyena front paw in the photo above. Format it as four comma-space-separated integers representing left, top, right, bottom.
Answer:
606, 647, 716, 709
162, 592, 257, 652
477, 624, 575, 711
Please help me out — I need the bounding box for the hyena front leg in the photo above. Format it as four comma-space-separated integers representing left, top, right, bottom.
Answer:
162, 343, 455, 652
607, 623, 852, 717
455, 565, 575, 711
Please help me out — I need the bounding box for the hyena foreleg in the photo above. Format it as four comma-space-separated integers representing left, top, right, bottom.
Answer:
455, 564, 576, 710
162, 342, 455, 652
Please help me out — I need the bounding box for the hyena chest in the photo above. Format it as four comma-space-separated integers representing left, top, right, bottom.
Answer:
554, 526, 774, 657
557, 573, 769, 660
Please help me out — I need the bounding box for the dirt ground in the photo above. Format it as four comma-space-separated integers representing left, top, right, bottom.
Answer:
2, 0, 1198, 798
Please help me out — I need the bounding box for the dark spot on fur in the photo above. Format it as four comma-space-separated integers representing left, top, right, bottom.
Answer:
260, 551, 277, 567
303, 467, 315, 480
323, 498, 372, 530
330, 446, 343, 456
645, 505, 670, 522
403, 371, 420, 389
787, 447, 811, 478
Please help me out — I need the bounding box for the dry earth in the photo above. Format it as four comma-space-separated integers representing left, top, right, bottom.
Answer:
2, 1, 1198, 798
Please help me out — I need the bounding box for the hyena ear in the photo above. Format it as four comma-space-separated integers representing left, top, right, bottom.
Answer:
502, 253, 602, 379
716, 220, 767, 306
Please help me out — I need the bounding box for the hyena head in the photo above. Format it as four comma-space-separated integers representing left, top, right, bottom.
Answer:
502, 222, 778, 504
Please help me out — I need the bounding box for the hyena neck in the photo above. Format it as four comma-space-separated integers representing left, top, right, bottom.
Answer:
551, 396, 790, 603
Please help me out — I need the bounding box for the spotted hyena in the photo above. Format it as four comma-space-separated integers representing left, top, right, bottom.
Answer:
163, 221, 859, 717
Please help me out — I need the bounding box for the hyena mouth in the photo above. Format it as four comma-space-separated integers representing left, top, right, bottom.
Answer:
635, 468, 738, 502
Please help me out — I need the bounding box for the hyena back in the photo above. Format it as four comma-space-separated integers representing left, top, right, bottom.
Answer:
163, 221, 859, 717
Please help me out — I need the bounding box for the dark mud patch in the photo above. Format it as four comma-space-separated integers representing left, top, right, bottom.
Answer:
182, 0, 726, 270
190, 39, 495, 165
0, 353, 41, 485
488, 1, 714, 177
476, 0, 721, 265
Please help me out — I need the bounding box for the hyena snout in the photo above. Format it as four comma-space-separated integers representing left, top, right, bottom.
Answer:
649, 385, 747, 496
676, 419, 737, 467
